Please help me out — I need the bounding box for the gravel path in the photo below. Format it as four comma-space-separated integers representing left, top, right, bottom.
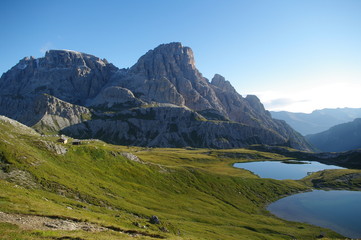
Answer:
0, 211, 165, 239
0, 211, 107, 232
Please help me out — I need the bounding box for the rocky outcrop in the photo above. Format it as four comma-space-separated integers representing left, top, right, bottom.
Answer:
0, 50, 118, 105
40, 140, 68, 155
210, 74, 282, 132
0, 43, 313, 151
0, 94, 90, 133
117, 43, 225, 113
88, 86, 143, 110
32, 94, 91, 133
211, 74, 237, 93
0, 50, 110, 132
210, 74, 255, 124
62, 106, 311, 150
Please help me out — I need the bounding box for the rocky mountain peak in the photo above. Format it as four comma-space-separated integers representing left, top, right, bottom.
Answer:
211, 74, 237, 93
0, 49, 118, 106
45, 50, 84, 68
130, 42, 197, 78
119, 43, 218, 110
43, 50, 109, 69
245, 95, 267, 114
148, 42, 195, 66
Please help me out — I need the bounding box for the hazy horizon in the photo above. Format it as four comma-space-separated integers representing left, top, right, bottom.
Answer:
1, 0, 360, 113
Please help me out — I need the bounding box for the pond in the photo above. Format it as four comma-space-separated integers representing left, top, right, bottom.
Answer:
233, 160, 344, 180
267, 190, 361, 238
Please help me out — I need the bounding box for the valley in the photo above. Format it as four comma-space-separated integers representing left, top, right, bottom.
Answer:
1, 116, 360, 239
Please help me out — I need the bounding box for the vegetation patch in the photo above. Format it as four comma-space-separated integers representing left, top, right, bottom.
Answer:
302, 169, 361, 190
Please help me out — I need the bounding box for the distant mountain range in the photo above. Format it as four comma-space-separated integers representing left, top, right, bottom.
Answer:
0, 42, 312, 150
306, 118, 361, 152
271, 108, 361, 135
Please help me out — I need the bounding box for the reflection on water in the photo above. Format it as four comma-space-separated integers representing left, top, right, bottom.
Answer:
267, 190, 361, 238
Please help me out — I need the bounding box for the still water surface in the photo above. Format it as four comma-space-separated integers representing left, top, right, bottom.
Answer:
233, 160, 344, 180
267, 190, 361, 238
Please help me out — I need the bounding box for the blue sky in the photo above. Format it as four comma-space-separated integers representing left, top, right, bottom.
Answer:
1, 0, 361, 112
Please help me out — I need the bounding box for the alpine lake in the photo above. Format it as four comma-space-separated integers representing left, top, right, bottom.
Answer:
234, 160, 361, 238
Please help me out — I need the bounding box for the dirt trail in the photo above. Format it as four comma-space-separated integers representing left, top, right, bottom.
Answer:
0, 211, 106, 231
0, 211, 165, 239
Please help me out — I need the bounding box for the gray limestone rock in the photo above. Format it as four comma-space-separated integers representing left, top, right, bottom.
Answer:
118, 43, 224, 112
0, 50, 118, 105
211, 74, 237, 93
149, 215, 160, 224
40, 140, 68, 155
88, 86, 143, 109
62, 106, 312, 150
0, 94, 91, 133
32, 94, 91, 132
245, 95, 267, 114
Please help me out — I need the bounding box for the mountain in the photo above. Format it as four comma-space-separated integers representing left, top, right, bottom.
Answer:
0, 50, 114, 128
306, 118, 361, 152
271, 108, 361, 135
0, 43, 312, 151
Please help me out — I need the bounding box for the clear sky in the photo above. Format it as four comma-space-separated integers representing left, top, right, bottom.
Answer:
1, 0, 361, 113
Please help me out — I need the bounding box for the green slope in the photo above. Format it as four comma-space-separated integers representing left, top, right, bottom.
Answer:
0, 117, 351, 239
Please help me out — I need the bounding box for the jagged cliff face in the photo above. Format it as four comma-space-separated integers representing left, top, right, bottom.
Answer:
0, 50, 115, 132
0, 50, 118, 104
0, 93, 90, 133
0, 43, 313, 151
62, 106, 306, 149
117, 43, 224, 113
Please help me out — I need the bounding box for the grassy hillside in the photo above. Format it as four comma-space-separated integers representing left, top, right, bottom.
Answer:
0, 117, 356, 239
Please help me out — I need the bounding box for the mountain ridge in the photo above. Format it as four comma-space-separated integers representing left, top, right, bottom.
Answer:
306, 118, 361, 152
0, 42, 312, 151
271, 108, 361, 135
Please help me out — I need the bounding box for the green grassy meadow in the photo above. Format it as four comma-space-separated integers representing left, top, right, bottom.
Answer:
0, 119, 359, 239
